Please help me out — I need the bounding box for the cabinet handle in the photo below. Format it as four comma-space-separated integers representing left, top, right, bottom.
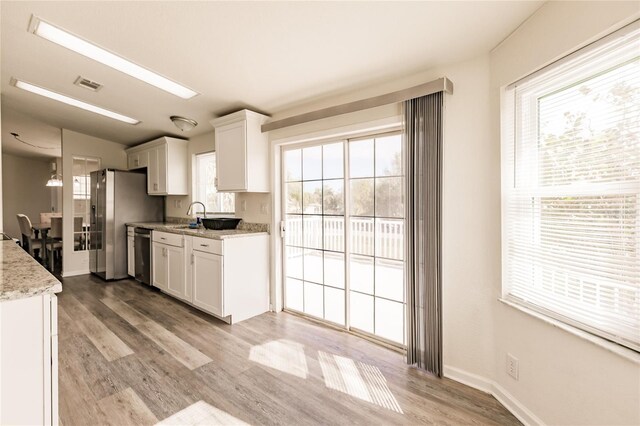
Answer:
191, 253, 194, 265
153, 183, 158, 191
135, 159, 139, 166
200, 244, 209, 247
160, 237, 166, 240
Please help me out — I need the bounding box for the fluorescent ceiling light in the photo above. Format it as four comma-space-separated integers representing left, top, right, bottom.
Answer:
30, 16, 198, 100
12, 79, 140, 124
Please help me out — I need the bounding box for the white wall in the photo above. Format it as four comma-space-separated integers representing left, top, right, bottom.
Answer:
165, 131, 214, 218
266, 56, 497, 379
489, 2, 640, 425
264, 3, 640, 423
61, 129, 127, 276
0, 104, 3, 233
165, 131, 272, 224
1, 154, 54, 240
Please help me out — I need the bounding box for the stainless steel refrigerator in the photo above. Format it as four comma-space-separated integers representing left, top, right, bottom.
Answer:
89, 169, 163, 280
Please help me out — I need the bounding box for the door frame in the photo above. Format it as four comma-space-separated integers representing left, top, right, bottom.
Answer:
270, 115, 405, 349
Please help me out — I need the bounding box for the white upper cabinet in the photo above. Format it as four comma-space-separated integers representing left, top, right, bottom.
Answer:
126, 136, 188, 195
210, 109, 270, 192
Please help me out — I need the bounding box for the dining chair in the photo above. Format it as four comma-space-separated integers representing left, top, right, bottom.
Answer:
47, 217, 63, 271
16, 214, 43, 258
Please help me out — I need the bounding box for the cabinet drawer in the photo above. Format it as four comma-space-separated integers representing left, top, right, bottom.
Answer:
192, 237, 223, 255
152, 231, 183, 247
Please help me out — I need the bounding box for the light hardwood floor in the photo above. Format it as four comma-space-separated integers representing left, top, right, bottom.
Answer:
57, 274, 520, 425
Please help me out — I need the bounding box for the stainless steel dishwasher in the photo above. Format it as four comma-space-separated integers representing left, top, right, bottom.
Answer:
134, 227, 152, 285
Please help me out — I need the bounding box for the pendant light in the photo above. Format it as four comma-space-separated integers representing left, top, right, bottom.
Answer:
46, 161, 63, 187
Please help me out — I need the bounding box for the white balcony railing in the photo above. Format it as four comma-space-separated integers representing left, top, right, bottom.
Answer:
286, 216, 403, 260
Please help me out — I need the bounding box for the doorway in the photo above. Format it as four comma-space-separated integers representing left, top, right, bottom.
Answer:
281, 132, 406, 347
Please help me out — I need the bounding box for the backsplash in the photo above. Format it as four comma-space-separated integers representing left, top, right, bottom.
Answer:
165, 217, 270, 233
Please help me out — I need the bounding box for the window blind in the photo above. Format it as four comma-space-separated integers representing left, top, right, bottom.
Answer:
502, 22, 640, 352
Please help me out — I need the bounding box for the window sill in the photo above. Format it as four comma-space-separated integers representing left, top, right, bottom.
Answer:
498, 298, 640, 365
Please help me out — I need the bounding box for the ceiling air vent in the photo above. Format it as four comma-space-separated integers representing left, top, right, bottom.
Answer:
74, 76, 102, 92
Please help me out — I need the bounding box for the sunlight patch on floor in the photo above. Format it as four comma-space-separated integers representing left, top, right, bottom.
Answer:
249, 339, 309, 379
318, 351, 403, 414
156, 400, 248, 426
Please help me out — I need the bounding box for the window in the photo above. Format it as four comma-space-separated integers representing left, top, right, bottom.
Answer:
502, 24, 639, 352
194, 152, 234, 214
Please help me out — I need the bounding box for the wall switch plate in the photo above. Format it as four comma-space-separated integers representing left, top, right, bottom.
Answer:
241, 200, 247, 211
506, 353, 519, 380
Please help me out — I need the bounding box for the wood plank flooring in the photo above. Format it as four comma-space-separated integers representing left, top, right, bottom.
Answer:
57, 274, 520, 426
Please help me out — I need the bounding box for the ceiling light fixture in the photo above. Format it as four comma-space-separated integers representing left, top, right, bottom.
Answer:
170, 116, 198, 132
11, 78, 140, 124
29, 16, 199, 100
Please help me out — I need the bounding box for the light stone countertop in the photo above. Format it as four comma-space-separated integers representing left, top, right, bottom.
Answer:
0, 240, 62, 302
125, 222, 269, 240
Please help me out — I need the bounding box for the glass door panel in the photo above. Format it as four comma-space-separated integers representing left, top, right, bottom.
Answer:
283, 142, 346, 326
348, 134, 406, 345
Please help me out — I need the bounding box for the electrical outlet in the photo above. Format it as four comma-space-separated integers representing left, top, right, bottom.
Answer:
241, 200, 247, 211
177, 199, 182, 209
506, 353, 519, 380
260, 203, 268, 214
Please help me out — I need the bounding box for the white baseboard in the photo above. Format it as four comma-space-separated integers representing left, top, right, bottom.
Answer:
61, 269, 90, 278
444, 365, 544, 426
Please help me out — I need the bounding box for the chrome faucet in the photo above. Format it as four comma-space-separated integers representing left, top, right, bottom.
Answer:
186, 201, 207, 220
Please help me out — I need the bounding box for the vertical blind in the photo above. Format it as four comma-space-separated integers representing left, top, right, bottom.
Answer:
502, 22, 640, 352
405, 92, 443, 376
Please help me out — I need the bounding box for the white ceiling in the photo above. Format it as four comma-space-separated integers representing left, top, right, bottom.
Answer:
1, 1, 543, 157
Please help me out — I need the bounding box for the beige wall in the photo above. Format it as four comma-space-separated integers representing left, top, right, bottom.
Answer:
490, 2, 640, 425
1, 154, 53, 240
61, 129, 127, 276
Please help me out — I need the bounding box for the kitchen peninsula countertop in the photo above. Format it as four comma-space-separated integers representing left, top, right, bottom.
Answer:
126, 222, 269, 240
0, 240, 62, 302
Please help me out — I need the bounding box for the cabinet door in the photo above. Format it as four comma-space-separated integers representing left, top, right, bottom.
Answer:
165, 245, 186, 300
138, 150, 149, 169
156, 143, 167, 194
128, 153, 140, 170
215, 121, 246, 191
192, 251, 223, 316
147, 147, 159, 194
151, 242, 168, 290
127, 236, 135, 277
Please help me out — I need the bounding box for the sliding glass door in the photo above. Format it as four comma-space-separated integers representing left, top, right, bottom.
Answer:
282, 133, 405, 346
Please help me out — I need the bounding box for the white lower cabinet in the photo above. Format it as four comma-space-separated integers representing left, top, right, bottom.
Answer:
152, 241, 168, 291
165, 245, 186, 299
192, 250, 223, 317
1, 293, 58, 425
152, 232, 187, 300
150, 231, 269, 324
